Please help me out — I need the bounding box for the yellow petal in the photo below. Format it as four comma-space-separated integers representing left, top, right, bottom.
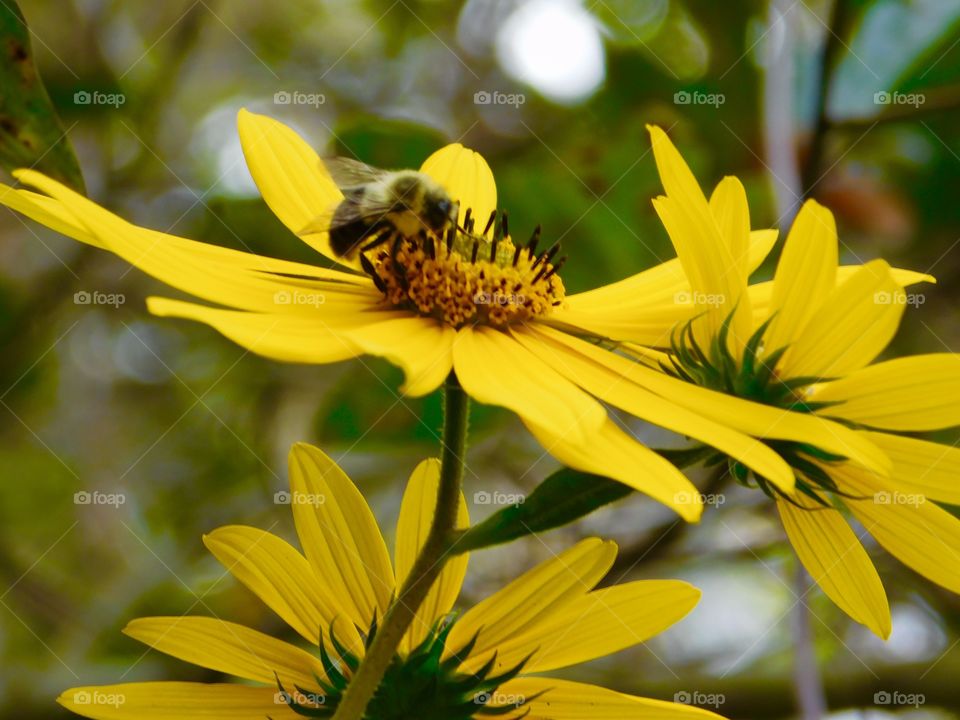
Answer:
564, 228, 777, 312
341, 317, 455, 396
496, 678, 726, 719
781, 259, 904, 379
395, 458, 469, 651
8, 171, 374, 313
147, 297, 377, 364
419, 143, 496, 231
57, 683, 299, 720
494, 580, 701, 673
0, 184, 99, 245
709, 177, 750, 285
523, 416, 703, 521
651, 195, 737, 350
288, 443, 395, 628
448, 538, 616, 669
452, 325, 606, 444
707, 176, 754, 358
553, 229, 777, 346
777, 500, 890, 638
546, 304, 692, 347
764, 200, 838, 354
863, 431, 960, 504
202, 525, 361, 652
813, 354, 960, 430
534, 325, 889, 478
749, 263, 934, 323
237, 108, 349, 265
123, 617, 326, 688
647, 126, 747, 350
837, 464, 960, 594
515, 327, 794, 494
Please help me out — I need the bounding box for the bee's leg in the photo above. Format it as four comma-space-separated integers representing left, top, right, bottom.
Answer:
358, 220, 395, 255
418, 229, 436, 259
390, 231, 410, 290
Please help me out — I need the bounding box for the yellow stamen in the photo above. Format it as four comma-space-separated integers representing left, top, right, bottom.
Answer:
368, 232, 565, 327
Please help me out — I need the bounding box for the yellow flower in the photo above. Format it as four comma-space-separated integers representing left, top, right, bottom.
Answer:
636, 125, 960, 639
1, 110, 841, 522
58, 443, 720, 720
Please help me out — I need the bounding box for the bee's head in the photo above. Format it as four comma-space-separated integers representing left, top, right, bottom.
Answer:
422, 188, 457, 233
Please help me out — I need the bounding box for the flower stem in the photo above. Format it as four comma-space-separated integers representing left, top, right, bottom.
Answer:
792, 563, 827, 720
331, 372, 469, 720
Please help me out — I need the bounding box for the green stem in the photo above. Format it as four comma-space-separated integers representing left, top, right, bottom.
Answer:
331, 372, 469, 720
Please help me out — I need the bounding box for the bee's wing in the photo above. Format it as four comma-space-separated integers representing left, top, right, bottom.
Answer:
298, 192, 397, 236
322, 157, 387, 188
299, 203, 339, 236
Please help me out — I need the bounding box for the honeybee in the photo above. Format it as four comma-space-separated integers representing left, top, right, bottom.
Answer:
300, 158, 459, 259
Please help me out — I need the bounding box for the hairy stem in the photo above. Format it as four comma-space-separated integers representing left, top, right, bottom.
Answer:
331, 372, 469, 720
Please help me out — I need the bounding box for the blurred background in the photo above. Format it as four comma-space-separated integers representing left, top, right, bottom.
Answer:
1, 0, 959, 718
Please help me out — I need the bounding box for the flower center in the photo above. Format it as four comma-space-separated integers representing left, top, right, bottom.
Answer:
664, 313, 849, 507
276, 616, 531, 719
362, 210, 566, 327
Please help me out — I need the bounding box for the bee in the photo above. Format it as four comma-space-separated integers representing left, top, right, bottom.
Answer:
300, 158, 459, 260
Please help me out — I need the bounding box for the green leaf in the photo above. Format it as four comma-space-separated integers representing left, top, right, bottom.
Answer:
0, 1, 84, 192
452, 446, 715, 553
453, 468, 631, 554
593, 0, 669, 46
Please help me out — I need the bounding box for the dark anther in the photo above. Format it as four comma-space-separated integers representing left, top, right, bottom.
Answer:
512, 242, 523, 266
482, 210, 497, 237
531, 247, 561, 283
490, 235, 499, 262
426, 235, 436, 259
541, 255, 567, 282
471, 240, 479, 263
526, 224, 541, 257
532, 242, 560, 270
464, 207, 473, 231
500, 211, 509, 241
446, 225, 456, 252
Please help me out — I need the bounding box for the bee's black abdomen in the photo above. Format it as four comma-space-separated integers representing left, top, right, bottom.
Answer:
329, 199, 379, 256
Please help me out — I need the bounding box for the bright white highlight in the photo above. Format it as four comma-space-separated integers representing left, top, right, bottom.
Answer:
495, 0, 605, 104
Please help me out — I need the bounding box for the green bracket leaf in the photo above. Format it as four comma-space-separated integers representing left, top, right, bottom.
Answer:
0, 1, 84, 192
452, 445, 714, 554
